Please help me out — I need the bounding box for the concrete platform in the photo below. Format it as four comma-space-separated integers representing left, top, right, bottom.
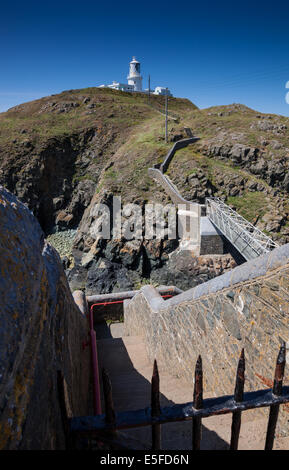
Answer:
200, 216, 219, 236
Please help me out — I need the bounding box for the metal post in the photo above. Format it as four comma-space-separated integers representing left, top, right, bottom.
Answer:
230, 349, 245, 450
165, 88, 168, 143
192, 355, 203, 450
148, 75, 150, 103
265, 342, 286, 450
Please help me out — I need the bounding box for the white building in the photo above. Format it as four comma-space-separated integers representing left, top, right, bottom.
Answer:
153, 86, 172, 97
99, 57, 172, 96
107, 81, 134, 93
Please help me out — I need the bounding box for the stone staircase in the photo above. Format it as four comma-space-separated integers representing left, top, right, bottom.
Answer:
97, 322, 289, 450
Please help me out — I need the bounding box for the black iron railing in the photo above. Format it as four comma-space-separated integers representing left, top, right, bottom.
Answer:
61, 343, 289, 450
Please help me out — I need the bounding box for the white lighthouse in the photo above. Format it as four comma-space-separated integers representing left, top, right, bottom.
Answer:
127, 56, 143, 92
99, 56, 172, 96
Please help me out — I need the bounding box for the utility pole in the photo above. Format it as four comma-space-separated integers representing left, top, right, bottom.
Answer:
148, 75, 150, 103
165, 87, 168, 143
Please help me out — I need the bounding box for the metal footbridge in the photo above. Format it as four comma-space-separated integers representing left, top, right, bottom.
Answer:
147, 129, 279, 262
206, 197, 279, 261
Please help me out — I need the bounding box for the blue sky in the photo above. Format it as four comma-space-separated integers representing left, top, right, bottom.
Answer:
1, 0, 289, 115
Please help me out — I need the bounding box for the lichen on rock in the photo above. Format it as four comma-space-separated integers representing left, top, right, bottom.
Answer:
0, 186, 90, 449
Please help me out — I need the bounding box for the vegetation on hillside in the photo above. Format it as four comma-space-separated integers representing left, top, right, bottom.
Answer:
0, 88, 288, 244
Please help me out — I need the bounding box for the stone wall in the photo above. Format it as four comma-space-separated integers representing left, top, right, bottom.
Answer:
124, 243, 289, 433
0, 187, 91, 449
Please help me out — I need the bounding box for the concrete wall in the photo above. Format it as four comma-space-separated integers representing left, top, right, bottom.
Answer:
160, 137, 199, 173
200, 235, 223, 255
148, 167, 193, 207
124, 243, 289, 431
200, 217, 223, 255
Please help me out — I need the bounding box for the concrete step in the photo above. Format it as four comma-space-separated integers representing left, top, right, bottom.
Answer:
97, 336, 151, 373
162, 416, 269, 450
109, 322, 125, 338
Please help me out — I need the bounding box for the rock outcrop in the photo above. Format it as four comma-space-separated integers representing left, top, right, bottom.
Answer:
201, 142, 289, 192
0, 88, 194, 234
0, 186, 90, 449
1, 92, 289, 295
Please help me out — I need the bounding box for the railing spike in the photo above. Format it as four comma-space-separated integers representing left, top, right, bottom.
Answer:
68, 347, 289, 450
151, 359, 161, 450
273, 342, 286, 396
193, 355, 203, 409
230, 348, 245, 450
234, 348, 245, 402
192, 354, 203, 450
265, 342, 286, 450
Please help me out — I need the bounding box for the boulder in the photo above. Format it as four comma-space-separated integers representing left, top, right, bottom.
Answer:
85, 258, 134, 295
0, 186, 90, 449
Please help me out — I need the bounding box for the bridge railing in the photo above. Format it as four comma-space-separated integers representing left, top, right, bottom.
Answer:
206, 197, 279, 260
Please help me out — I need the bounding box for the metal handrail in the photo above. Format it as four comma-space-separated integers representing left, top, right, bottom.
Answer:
206, 197, 279, 259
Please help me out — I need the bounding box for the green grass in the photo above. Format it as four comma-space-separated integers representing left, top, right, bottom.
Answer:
72, 174, 98, 184
0, 87, 190, 147
227, 192, 269, 222
2, 89, 289, 244
134, 278, 159, 289
186, 168, 198, 177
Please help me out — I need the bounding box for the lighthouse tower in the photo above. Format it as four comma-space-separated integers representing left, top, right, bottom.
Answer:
127, 56, 143, 92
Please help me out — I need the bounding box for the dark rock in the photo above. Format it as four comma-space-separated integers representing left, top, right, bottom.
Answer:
85, 258, 133, 295
62, 255, 71, 270
249, 158, 268, 176
0, 128, 97, 233
170, 134, 184, 142
66, 264, 88, 291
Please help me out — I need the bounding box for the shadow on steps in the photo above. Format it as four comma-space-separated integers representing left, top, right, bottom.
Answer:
96, 321, 229, 450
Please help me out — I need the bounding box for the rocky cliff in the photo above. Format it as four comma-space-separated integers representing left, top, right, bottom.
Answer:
0, 186, 90, 449
0, 90, 288, 294
167, 104, 289, 243
0, 88, 194, 233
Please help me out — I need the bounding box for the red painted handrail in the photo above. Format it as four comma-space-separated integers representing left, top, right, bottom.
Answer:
89, 294, 173, 416
89, 305, 102, 415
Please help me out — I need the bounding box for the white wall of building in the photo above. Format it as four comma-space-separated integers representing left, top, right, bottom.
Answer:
153, 86, 172, 96
108, 81, 134, 92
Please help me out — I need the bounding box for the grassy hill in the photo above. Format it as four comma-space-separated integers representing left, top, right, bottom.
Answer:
83, 101, 289, 243
0, 87, 194, 144
0, 88, 195, 231
0, 88, 288, 245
